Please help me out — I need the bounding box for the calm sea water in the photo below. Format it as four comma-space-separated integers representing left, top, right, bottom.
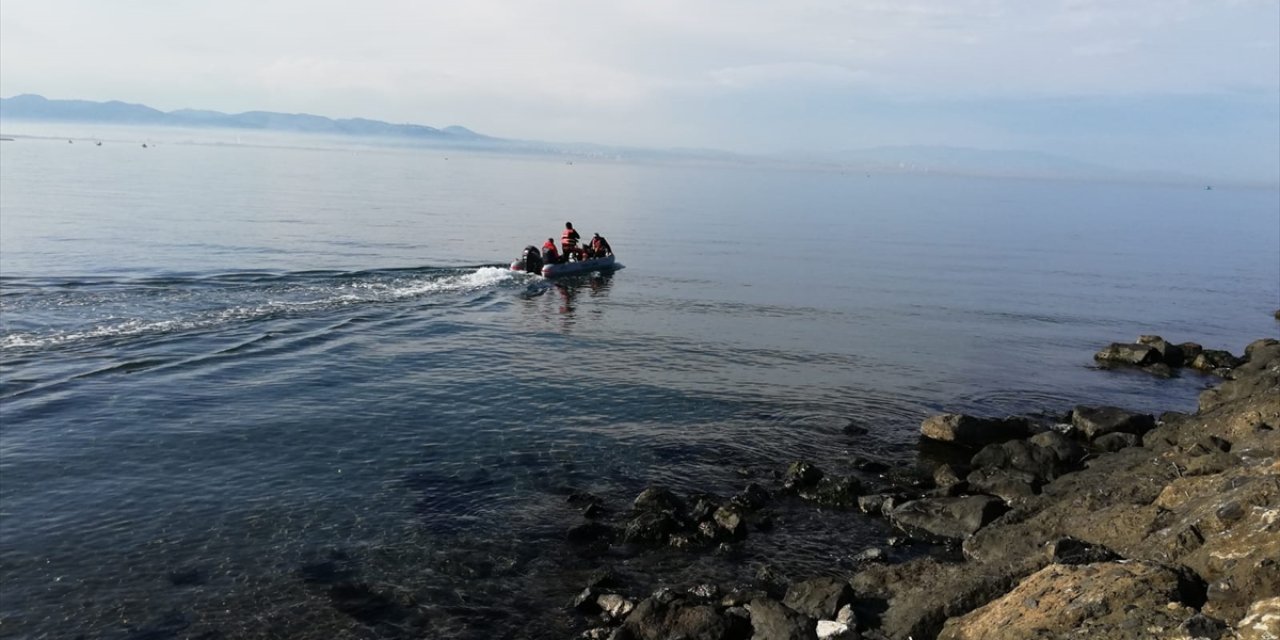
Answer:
1, 124, 1277, 639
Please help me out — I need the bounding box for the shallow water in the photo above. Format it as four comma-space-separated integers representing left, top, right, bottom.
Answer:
1, 125, 1277, 638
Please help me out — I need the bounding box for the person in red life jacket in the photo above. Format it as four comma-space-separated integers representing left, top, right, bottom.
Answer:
561, 222, 581, 260
589, 233, 612, 257
541, 238, 560, 264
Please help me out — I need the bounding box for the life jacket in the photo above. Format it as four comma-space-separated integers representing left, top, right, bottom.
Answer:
561, 228, 579, 247
591, 236, 606, 252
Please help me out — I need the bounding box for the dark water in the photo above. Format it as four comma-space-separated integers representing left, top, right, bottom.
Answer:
1, 126, 1277, 638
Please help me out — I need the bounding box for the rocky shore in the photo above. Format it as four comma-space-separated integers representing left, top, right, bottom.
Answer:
562, 336, 1280, 639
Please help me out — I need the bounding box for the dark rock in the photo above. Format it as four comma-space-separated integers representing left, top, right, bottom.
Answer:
1044, 537, 1121, 565
633, 487, 685, 514
1178, 342, 1205, 366
1137, 335, 1187, 367
889, 496, 1009, 540
843, 420, 870, 436
1093, 432, 1139, 452
573, 587, 603, 614
1071, 406, 1155, 440
712, 506, 748, 539
851, 547, 885, 563
567, 522, 616, 545
1026, 431, 1086, 466
783, 461, 825, 491
799, 475, 863, 508
749, 598, 817, 640
851, 457, 891, 473
731, 483, 770, 511
857, 494, 889, 515
688, 493, 722, 522
920, 414, 1031, 446
1244, 337, 1279, 359
1143, 362, 1176, 378
583, 503, 605, 519
783, 576, 855, 620
1095, 342, 1161, 366
1191, 349, 1242, 373
567, 490, 604, 506
622, 511, 682, 545
1178, 612, 1228, 639
965, 467, 1039, 502
617, 596, 731, 640
933, 463, 963, 488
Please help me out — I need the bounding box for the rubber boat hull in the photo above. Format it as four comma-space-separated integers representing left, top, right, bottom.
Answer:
510, 255, 616, 278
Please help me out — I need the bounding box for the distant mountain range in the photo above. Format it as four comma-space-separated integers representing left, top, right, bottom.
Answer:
0, 94, 487, 141
2, 93, 1158, 181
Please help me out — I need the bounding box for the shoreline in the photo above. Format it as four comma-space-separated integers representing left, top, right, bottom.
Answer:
562, 336, 1280, 639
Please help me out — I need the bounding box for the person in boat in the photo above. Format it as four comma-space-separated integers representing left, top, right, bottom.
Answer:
561, 222, 582, 260
541, 238, 561, 265
589, 233, 612, 257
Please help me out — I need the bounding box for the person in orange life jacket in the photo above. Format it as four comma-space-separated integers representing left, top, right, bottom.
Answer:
541, 238, 560, 264
561, 222, 581, 260
589, 233, 612, 257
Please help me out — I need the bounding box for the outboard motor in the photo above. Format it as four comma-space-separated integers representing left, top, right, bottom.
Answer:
522, 245, 543, 274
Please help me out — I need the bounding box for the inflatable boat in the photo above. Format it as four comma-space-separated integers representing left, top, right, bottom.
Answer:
510, 254, 616, 278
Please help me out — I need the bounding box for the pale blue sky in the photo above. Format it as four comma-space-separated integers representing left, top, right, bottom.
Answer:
2, 0, 1277, 183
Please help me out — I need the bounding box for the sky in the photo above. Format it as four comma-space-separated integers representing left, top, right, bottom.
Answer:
2, 0, 1278, 183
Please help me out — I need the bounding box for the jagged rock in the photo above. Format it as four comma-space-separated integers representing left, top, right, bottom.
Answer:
1043, 537, 1120, 565
784, 461, 825, 491
1095, 342, 1161, 366
712, 506, 747, 539
920, 414, 1031, 446
633, 487, 685, 514
1191, 349, 1243, 374
936, 562, 1201, 640
1179, 342, 1205, 366
970, 439, 1070, 483
1027, 430, 1085, 465
889, 496, 1008, 540
731, 483, 770, 511
857, 494, 889, 515
622, 511, 682, 545
783, 576, 855, 620
1236, 597, 1280, 640
597, 593, 635, 622
1138, 335, 1187, 367
799, 475, 863, 507
616, 594, 730, 640
749, 598, 817, 640
965, 467, 1039, 502
1093, 431, 1139, 452
933, 463, 963, 488
1071, 405, 1155, 440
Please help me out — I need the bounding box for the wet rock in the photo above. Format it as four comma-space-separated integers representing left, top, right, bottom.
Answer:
731, 483, 770, 511
622, 511, 683, 545
799, 475, 863, 508
712, 506, 747, 539
1179, 342, 1205, 366
1138, 335, 1187, 367
1191, 349, 1243, 374
851, 457, 890, 473
569, 522, 617, 545
1027, 430, 1086, 466
784, 461, 825, 491
328, 582, 423, 629
583, 503, 606, 518
688, 493, 722, 522
1093, 432, 1139, 452
1095, 342, 1161, 366
850, 547, 885, 563
573, 587, 603, 614
633, 487, 685, 515
783, 576, 855, 620
889, 495, 1008, 540
749, 597, 817, 640
920, 414, 1031, 446
1071, 405, 1155, 440
857, 494, 890, 516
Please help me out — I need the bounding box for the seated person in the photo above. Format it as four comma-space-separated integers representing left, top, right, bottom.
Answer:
541, 238, 561, 264
589, 233, 612, 257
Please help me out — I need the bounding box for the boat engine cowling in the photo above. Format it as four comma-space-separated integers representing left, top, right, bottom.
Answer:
521, 246, 543, 274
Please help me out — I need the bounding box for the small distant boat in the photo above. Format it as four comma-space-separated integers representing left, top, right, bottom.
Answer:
1205, 185, 1213, 191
